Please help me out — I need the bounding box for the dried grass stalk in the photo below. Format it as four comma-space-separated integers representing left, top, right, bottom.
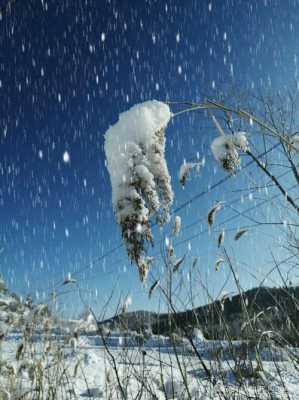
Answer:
208, 202, 223, 226
234, 229, 248, 241
218, 230, 225, 247
215, 258, 224, 271
173, 254, 186, 273
149, 280, 160, 298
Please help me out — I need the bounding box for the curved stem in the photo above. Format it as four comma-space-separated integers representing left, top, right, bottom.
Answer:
171, 104, 207, 117
171, 99, 292, 146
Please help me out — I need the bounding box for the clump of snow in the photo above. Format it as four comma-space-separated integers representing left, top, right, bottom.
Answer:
0, 279, 38, 337
232, 131, 249, 151
105, 101, 173, 279
211, 132, 249, 175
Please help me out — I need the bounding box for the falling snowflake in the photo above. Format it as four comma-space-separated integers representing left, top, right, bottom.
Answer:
63, 151, 70, 163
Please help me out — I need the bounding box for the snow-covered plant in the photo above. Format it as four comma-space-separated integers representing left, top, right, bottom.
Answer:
210, 113, 249, 175
105, 101, 173, 280
166, 239, 174, 257
172, 215, 181, 236
179, 161, 201, 187
233, 131, 250, 152
137, 256, 154, 283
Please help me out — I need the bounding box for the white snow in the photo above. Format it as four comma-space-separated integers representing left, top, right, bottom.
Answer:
1, 333, 298, 399
104, 100, 173, 273
63, 150, 70, 163
211, 132, 249, 175
232, 131, 249, 151
211, 135, 234, 162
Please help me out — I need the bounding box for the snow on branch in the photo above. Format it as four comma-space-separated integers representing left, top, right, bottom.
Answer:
210, 113, 249, 175
104, 100, 173, 281
211, 130, 249, 175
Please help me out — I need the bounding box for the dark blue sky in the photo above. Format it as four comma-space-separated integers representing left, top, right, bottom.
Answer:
1, 0, 299, 317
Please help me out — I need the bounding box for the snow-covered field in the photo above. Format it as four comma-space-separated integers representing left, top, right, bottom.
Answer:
1, 333, 299, 399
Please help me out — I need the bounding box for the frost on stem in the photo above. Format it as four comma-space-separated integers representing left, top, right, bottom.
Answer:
207, 202, 223, 227
211, 131, 249, 175
104, 100, 173, 280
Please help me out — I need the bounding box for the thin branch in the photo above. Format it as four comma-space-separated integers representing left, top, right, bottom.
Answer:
245, 149, 299, 214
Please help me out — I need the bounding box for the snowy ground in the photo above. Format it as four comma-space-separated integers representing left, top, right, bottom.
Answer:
1, 333, 299, 399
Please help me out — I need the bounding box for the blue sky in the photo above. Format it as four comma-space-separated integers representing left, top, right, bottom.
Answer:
0, 0, 299, 317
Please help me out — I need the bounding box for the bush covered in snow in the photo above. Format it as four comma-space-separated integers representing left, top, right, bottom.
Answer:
105, 100, 173, 280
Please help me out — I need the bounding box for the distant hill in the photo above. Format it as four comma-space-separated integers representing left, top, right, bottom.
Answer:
99, 286, 299, 344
